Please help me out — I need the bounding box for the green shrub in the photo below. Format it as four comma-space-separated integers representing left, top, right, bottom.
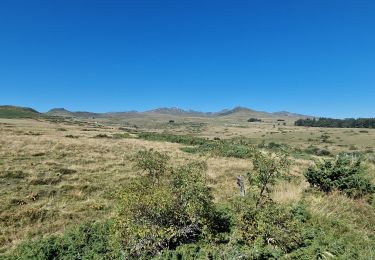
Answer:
248, 150, 290, 207
304, 146, 331, 156
112, 132, 131, 139
248, 118, 262, 122
138, 132, 208, 146
114, 152, 222, 259
10, 221, 119, 259
94, 134, 110, 138
228, 150, 305, 256
133, 149, 170, 182
138, 132, 255, 159
305, 154, 375, 198
234, 201, 305, 255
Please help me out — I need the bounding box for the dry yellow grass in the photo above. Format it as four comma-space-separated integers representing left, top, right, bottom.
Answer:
0, 118, 250, 252
1, 117, 374, 255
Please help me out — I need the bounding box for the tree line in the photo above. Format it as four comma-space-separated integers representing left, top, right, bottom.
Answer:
295, 117, 375, 128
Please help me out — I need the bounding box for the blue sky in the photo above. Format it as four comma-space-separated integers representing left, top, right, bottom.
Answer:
0, 0, 374, 118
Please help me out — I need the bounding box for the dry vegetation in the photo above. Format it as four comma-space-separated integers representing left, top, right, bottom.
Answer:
1, 116, 374, 257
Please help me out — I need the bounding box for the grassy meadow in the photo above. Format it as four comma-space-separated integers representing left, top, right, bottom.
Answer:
1, 114, 375, 258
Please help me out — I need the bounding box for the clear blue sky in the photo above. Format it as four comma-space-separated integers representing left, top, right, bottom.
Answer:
1, 0, 374, 118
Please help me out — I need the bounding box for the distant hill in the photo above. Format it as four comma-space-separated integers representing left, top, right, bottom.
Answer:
272, 111, 311, 118
46, 108, 101, 118
216, 106, 271, 117
145, 107, 215, 117
215, 107, 313, 119
0, 105, 41, 118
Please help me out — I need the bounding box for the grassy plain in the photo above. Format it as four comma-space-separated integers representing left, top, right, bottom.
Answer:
0, 115, 374, 256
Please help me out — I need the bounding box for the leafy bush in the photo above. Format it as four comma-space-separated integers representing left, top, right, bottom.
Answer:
234, 201, 305, 255
305, 154, 375, 198
10, 222, 119, 259
133, 149, 170, 182
228, 150, 306, 256
248, 150, 290, 207
114, 151, 224, 259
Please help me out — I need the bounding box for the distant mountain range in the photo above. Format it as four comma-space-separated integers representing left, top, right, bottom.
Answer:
46, 106, 312, 119
0, 105, 313, 119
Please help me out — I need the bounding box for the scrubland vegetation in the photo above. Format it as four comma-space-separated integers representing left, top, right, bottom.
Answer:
295, 117, 375, 128
1, 115, 375, 259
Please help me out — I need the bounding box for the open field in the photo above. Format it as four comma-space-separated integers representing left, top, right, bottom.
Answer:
1, 115, 375, 257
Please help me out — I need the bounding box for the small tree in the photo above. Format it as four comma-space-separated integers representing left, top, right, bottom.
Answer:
114, 152, 219, 259
248, 150, 290, 208
133, 149, 170, 183
232, 151, 304, 255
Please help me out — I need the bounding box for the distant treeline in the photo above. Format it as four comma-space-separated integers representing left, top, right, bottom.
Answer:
295, 118, 375, 128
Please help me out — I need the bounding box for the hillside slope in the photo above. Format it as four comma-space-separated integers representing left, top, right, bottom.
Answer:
0, 106, 41, 119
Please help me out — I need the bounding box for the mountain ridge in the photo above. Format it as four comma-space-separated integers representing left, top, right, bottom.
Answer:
0, 105, 41, 118
44, 106, 313, 119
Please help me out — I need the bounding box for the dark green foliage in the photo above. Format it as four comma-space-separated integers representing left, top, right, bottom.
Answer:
234, 201, 305, 254
295, 117, 375, 128
320, 133, 332, 143
266, 142, 288, 150
138, 131, 256, 159
247, 118, 262, 122
180, 138, 255, 159
58, 168, 77, 175
65, 134, 79, 138
1, 170, 28, 179
304, 146, 331, 156
156, 243, 224, 259
10, 221, 120, 259
94, 134, 111, 138
138, 132, 208, 146
305, 154, 375, 198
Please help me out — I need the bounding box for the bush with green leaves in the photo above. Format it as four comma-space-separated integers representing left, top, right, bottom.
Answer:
229, 150, 307, 256
9, 221, 119, 260
305, 154, 375, 198
133, 149, 170, 182
114, 150, 224, 259
248, 150, 290, 207
233, 201, 306, 256
137, 131, 256, 159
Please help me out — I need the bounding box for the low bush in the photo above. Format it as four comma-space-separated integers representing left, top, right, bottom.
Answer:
304, 146, 331, 156
247, 118, 262, 122
138, 132, 208, 146
305, 154, 375, 198
114, 151, 227, 259
9, 222, 119, 259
